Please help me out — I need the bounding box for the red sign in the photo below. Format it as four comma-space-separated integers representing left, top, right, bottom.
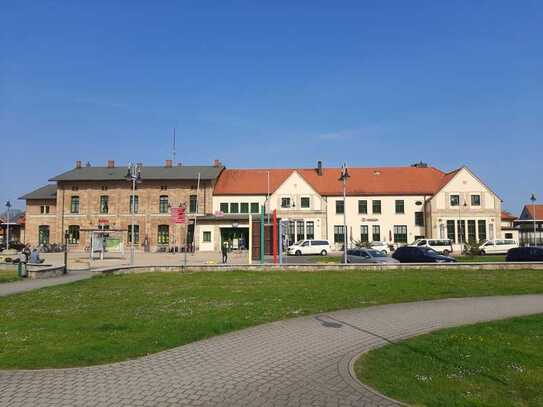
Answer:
171, 207, 186, 224
98, 219, 109, 224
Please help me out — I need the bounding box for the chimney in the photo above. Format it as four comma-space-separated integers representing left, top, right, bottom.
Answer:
107, 160, 115, 168
75, 160, 82, 169
213, 159, 222, 167
165, 159, 173, 168
316, 160, 323, 176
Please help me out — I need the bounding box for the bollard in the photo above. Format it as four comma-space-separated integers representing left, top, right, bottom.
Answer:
21, 263, 27, 278
17, 262, 22, 277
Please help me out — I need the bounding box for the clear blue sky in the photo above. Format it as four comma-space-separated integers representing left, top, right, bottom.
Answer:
1, 1, 542, 213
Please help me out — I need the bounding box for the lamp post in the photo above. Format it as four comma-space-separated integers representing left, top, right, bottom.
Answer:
5, 201, 11, 249
125, 163, 142, 265
339, 164, 350, 264
530, 193, 537, 246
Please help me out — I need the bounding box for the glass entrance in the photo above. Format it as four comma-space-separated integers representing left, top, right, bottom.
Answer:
38, 225, 50, 245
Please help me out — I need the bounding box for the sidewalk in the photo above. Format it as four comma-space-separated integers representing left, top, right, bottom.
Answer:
0, 270, 94, 297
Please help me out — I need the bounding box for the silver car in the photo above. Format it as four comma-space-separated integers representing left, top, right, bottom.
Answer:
346, 248, 400, 264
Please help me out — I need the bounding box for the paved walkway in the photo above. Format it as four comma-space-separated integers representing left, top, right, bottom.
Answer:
1, 295, 543, 407
0, 270, 94, 297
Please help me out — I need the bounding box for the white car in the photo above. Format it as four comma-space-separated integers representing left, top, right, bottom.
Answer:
412, 239, 454, 256
288, 240, 331, 256
368, 241, 391, 255
479, 239, 519, 255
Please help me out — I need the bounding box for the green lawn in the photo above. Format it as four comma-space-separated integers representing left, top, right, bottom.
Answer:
0, 268, 20, 283
1, 269, 543, 369
455, 255, 506, 263
356, 314, 543, 407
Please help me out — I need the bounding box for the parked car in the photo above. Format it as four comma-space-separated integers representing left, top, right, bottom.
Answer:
287, 240, 331, 256
506, 247, 543, 262
368, 241, 392, 255
347, 248, 399, 264
0, 241, 26, 252
392, 246, 457, 263
411, 239, 454, 255
479, 239, 519, 255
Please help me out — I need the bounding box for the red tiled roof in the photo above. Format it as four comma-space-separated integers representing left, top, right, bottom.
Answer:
526, 204, 543, 220
214, 166, 455, 196
501, 211, 517, 221
213, 169, 294, 195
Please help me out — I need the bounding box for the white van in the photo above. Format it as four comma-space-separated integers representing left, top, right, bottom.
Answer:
287, 240, 331, 256
479, 239, 519, 255
412, 239, 454, 255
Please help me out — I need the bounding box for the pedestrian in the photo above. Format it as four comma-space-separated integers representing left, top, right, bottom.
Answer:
221, 242, 228, 264
22, 245, 31, 263
30, 247, 43, 264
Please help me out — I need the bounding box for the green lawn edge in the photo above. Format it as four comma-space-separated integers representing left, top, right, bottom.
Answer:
355, 314, 543, 407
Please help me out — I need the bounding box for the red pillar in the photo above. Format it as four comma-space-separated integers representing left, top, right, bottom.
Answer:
273, 210, 278, 264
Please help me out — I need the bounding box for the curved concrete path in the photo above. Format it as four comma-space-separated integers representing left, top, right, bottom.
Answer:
1, 295, 543, 407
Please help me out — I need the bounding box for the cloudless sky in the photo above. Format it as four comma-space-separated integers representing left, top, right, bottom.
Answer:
1, 1, 542, 212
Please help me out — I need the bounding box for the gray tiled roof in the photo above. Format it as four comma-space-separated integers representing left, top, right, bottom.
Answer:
19, 184, 57, 200
49, 166, 224, 181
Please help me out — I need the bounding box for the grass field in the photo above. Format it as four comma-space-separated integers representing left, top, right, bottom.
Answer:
356, 314, 543, 407
1, 269, 543, 369
0, 268, 20, 283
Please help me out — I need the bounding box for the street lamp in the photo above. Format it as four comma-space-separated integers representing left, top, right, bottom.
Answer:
5, 201, 11, 249
125, 163, 142, 264
338, 164, 350, 264
530, 193, 537, 246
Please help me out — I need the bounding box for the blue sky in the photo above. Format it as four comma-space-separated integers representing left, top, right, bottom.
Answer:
1, 1, 542, 213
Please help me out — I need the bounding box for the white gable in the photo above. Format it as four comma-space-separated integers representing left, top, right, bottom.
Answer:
271, 171, 323, 211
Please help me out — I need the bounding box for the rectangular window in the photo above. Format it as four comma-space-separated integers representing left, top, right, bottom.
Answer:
395, 200, 405, 214
159, 195, 169, 214
393, 225, 408, 243
468, 220, 476, 243
40, 205, 50, 214
287, 221, 295, 244
450, 194, 460, 207
220, 202, 229, 213
447, 220, 456, 243
360, 225, 369, 242
415, 212, 424, 226
296, 221, 305, 242
203, 231, 211, 242
38, 225, 50, 245
157, 225, 169, 245
335, 200, 344, 214
372, 225, 381, 242
230, 202, 239, 214
478, 220, 487, 242
70, 196, 80, 214
250, 202, 259, 213
189, 194, 197, 213
306, 221, 314, 240
457, 220, 466, 243
281, 197, 291, 208
471, 195, 481, 206
358, 200, 368, 214
372, 200, 382, 214
127, 224, 140, 245
300, 197, 310, 209
100, 195, 109, 214
130, 195, 139, 214
67, 225, 80, 244
240, 203, 249, 213
334, 225, 345, 244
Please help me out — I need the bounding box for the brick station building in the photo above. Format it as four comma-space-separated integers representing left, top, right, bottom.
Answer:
20, 160, 224, 251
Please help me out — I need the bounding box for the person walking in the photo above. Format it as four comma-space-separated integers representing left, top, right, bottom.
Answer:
221, 242, 228, 264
